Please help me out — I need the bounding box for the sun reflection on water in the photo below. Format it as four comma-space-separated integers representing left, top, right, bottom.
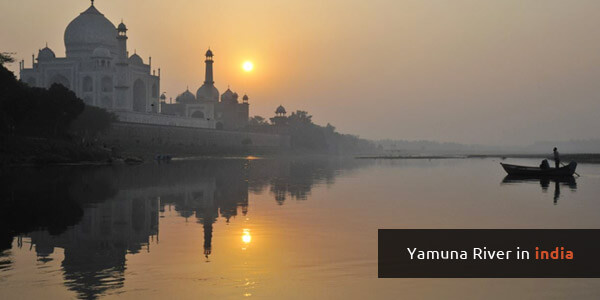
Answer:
242, 229, 252, 245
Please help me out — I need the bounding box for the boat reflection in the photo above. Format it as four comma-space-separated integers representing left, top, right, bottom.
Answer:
501, 175, 577, 204
0, 157, 369, 299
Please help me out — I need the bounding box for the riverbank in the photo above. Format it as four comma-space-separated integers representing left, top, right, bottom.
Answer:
356, 155, 466, 160
355, 153, 600, 163
0, 135, 114, 166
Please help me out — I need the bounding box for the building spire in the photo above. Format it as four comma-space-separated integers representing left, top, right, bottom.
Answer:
91, 0, 95, 7
204, 48, 215, 84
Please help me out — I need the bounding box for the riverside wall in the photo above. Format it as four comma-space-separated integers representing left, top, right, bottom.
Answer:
112, 110, 216, 129
100, 122, 290, 156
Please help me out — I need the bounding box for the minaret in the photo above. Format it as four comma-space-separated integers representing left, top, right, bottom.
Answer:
116, 21, 128, 59
204, 49, 214, 84
115, 21, 130, 108
196, 48, 219, 103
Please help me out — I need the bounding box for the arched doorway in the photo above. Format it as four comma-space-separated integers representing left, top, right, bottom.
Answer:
101, 76, 113, 92
191, 111, 205, 119
48, 74, 70, 89
82, 76, 93, 92
133, 79, 146, 112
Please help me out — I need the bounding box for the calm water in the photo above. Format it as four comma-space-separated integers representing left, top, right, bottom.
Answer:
1, 157, 600, 299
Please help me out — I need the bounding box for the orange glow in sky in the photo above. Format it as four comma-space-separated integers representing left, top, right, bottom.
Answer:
2, 0, 600, 144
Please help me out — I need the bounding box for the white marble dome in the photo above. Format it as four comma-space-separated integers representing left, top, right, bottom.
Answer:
129, 53, 143, 65
176, 89, 196, 103
64, 5, 117, 58
221, 88, 234, 102
37, 47, 56, 61
196, 83, 219, 102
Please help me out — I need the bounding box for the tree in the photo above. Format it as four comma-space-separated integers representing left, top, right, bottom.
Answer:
245, 107, 378, 154
71, 105, 117, 138
0, 63, 113, 138
0, 52, 15, 65
288, 110, 312, 124
249, 115, 269, 126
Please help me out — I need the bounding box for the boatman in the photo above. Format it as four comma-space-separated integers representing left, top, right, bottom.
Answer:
553, 147, 560, 169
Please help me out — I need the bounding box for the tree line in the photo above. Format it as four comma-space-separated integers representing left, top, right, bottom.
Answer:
0, 53, 115, 140
249, 111, 378, 155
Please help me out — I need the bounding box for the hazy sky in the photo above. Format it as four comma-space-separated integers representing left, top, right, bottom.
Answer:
2, 0, 600, 145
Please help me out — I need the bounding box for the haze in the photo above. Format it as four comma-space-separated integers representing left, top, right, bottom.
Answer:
2, 0, 599, 145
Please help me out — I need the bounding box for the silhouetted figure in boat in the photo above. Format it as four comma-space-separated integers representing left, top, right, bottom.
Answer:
553, 147, 560, 169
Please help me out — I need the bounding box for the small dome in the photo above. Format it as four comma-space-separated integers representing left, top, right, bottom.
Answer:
92, 46, 111, 58
117, 22, 127, 32
242, 94, 249, 101
221, 88, 234, 102
176, 89, 196, 103
160, 93, 166, 100
37, 46, 56, 61
276, 105, 286, 115
205, 49, 213, 57
129, 53, 143, 65
64, 5, 118, 57
196, 83, 219, 102
221, 88, 239, 104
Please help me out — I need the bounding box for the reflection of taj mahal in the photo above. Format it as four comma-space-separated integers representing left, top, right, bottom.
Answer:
18, 1, 249, 130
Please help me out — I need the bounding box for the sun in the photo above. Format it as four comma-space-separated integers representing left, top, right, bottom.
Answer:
243, 61, 254, 72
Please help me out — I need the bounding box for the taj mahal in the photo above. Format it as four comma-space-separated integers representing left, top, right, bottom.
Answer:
18, 1, 249, 130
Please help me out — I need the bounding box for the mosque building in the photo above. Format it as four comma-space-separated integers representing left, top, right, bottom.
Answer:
18, 1, 249, 130
161, 49, 250, 130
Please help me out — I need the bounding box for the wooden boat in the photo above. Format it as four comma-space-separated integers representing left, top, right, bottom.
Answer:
500, 161, 577, 177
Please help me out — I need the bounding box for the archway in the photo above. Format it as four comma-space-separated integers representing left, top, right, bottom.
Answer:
82, 76, 93, 92
48, 74, 70, 89
133, 79, 146, 112
101, 76, 113, 92
191, 111, 205, 119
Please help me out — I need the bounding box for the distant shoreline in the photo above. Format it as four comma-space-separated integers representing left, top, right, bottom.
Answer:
356, 153, 600, 163
468, 153, 600, 164
356, 155, 466, 160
